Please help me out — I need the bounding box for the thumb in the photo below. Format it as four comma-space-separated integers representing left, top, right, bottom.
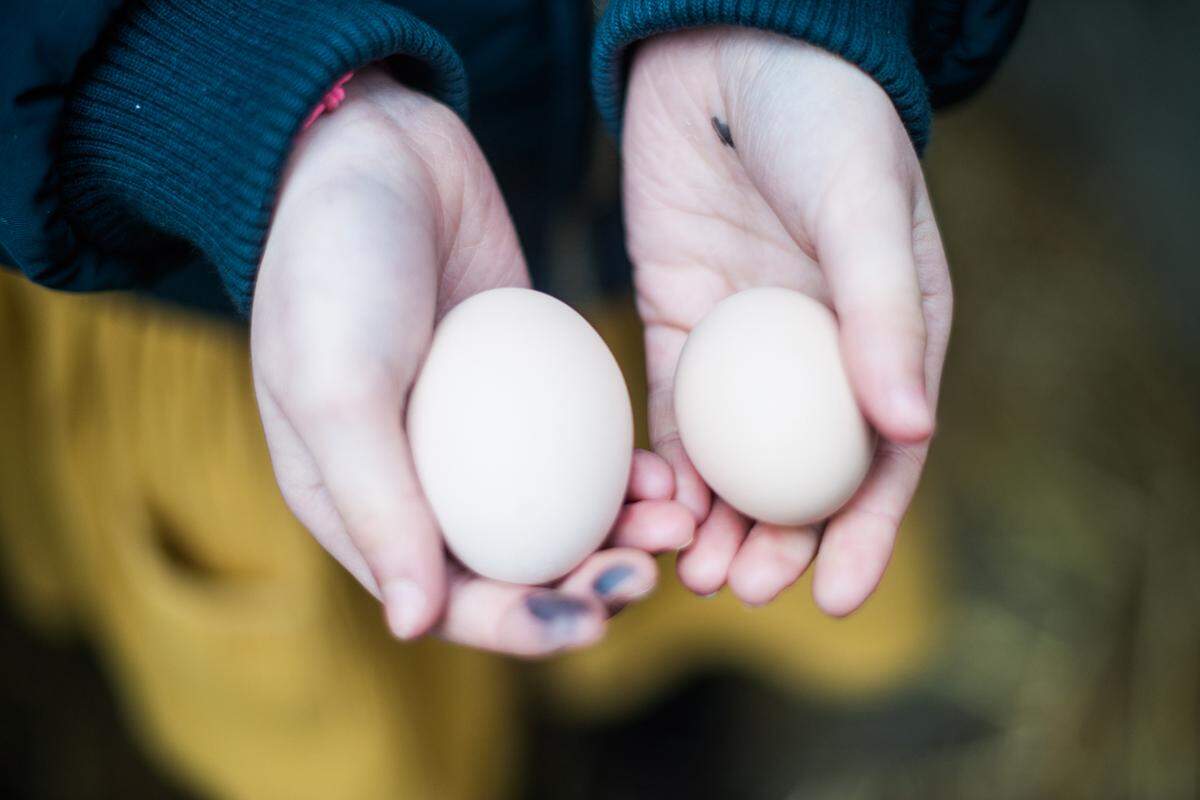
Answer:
255, 174, 450, 640
295, 388, 448, 640
730, 46, 933, 443
817, 173, 932, 443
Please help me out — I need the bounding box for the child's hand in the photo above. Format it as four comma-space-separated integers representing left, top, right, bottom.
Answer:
621, 28, 952, 615
253, 69, 692, 656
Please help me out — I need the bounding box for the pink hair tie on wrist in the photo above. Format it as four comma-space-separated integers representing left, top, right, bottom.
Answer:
302, 72, 354, 131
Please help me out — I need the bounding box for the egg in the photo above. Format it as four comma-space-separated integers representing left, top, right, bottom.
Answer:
673, 287, 874, 526
407, 288, 633, 584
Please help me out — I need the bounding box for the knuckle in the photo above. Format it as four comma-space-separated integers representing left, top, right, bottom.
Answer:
879, 440, 927, 476
844, 504, 904, 535
341, 506, 394, 561
346, 491, 434, 563
922, 290, 954, 337
356, 539, 395, 573
289, 364, 396, 426
275, 477, 321, 523
844, 300, 926, 348
651, 428, 684, 454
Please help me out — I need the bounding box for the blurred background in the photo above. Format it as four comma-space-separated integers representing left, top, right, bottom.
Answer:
2, 1, 1198, 798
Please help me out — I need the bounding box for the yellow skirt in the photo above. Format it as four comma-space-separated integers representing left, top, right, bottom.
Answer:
0, 269, 941, 800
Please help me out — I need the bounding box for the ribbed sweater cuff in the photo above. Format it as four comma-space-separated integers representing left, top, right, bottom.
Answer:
592, 0, 931, 153
59, 0, 468, 314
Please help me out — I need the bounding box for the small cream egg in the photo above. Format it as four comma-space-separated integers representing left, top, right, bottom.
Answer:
673, 287, 874, 526
407, 288, 633, 585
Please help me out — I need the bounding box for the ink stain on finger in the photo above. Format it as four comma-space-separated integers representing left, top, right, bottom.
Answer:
711, 116, 735, 149
526, 592, 592, 644
593, 564, 636, 597
526, 592, 590, 622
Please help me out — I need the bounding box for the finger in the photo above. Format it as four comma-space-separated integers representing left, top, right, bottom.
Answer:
727, 522, 820, 606
254, 171, 446, 640
292, 387, 447, 642
558, 548, 658, 610
610, 499, 695, 552
437, 570, 606, 657
812, 440, 928, 617
912, 178, 953, 410
812, 182, 952, 618
644, 324, 711, 522
255, 384, 379, 596
817, 170, 932, 443
627, 448, 675, 501
675, 499, 751, 596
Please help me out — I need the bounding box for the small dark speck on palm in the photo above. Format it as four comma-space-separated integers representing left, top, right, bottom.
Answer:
711, 116, 735, 149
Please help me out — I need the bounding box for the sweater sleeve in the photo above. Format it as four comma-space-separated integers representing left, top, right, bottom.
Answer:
913, 0, 1030, 109
31, 0, 467, 314
0, 0, 127, 292
591, 0, 1028, 155
592, 1, 930, 150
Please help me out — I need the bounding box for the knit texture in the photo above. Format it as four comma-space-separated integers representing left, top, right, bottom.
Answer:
914, 0, 1030, 108
592, 0, 931, 152
59, 0, 468, 314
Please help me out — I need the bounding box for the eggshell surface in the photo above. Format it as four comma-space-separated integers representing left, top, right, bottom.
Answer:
407, 288, 633, 584
673, 287, 874, 526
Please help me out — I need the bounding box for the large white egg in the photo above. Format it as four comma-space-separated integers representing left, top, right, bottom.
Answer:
673, 287, 874, 526
407, 288, 633, 585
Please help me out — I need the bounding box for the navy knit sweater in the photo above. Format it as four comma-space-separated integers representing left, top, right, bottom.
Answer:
0, 0, 1027, 315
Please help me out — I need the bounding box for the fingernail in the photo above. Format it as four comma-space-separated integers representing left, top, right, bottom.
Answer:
525, 592, 591, 643
383, 579, 426, 640
593, 564, 636, 597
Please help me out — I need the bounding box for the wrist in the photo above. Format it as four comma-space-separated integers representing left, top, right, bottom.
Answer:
592, 0, 930, 151
296, 67, 468, 180
302, 73, 355, 131
637, 27, 834, 109
59, 0, 468, 314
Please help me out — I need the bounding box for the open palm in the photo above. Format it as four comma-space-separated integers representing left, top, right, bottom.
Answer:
253, 69, 692, 657
622, 29, 953, 615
